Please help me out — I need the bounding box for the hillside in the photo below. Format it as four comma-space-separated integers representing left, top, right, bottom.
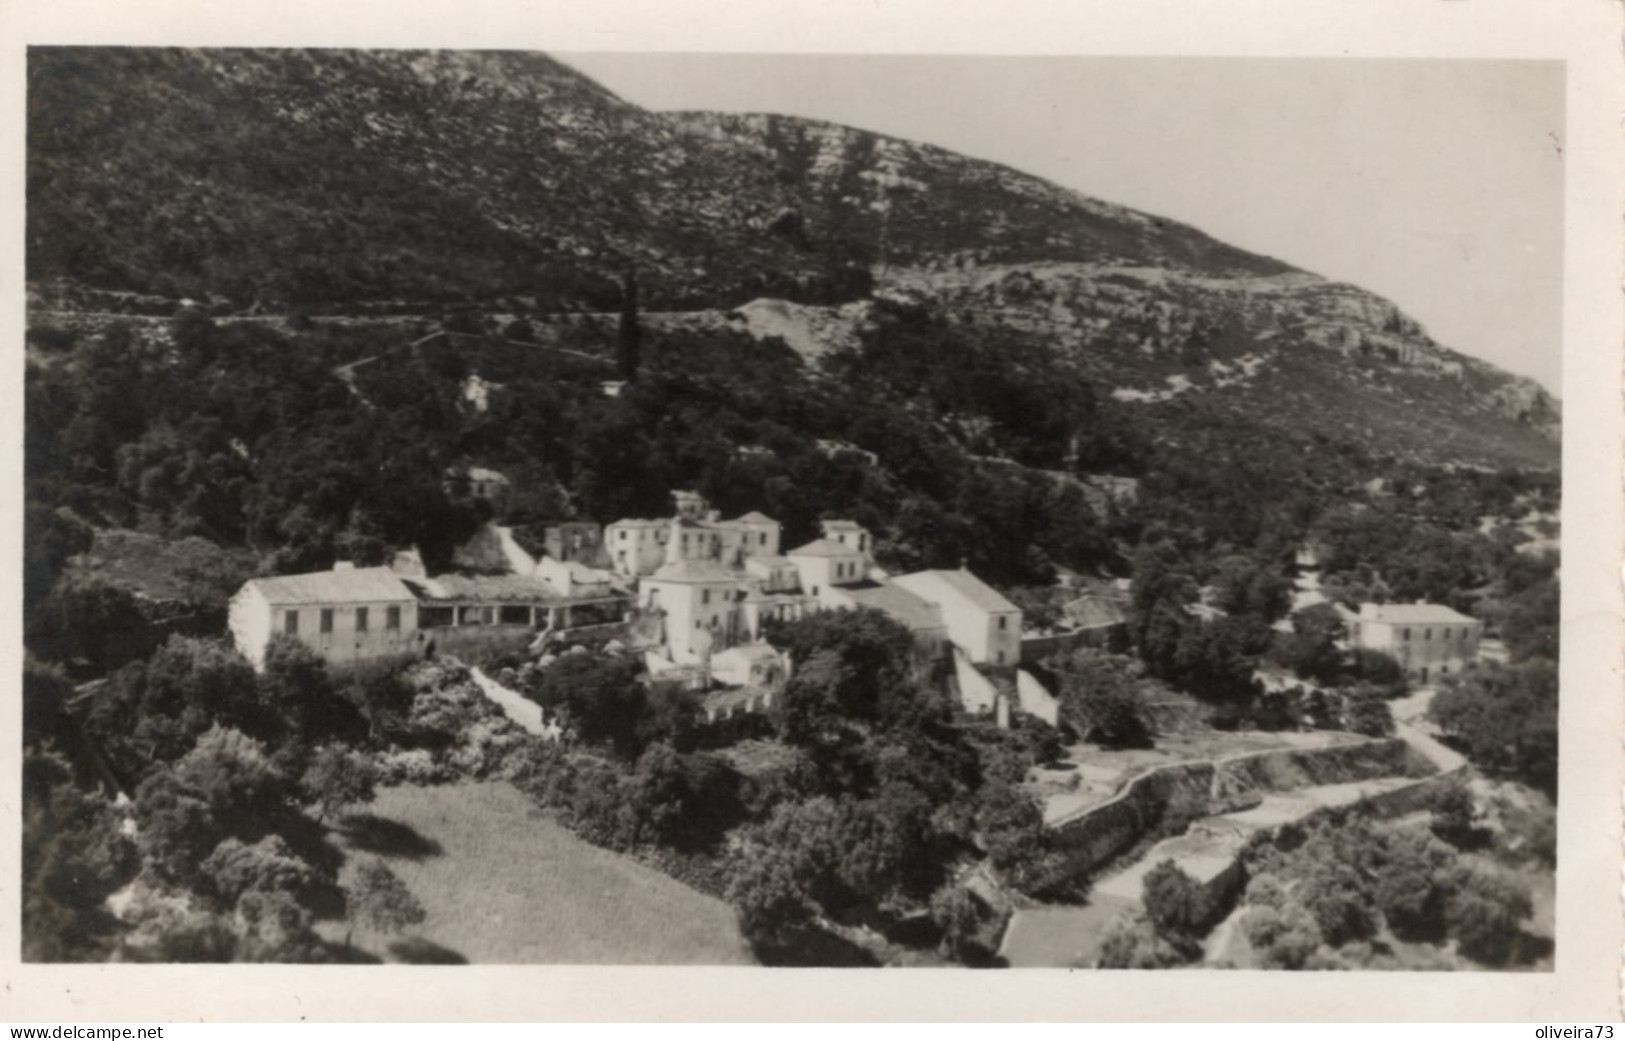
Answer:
27, 47, 1557, 474
29, 49, 1277, 314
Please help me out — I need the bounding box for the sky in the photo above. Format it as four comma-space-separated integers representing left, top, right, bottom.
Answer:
561, 54, 1564, 394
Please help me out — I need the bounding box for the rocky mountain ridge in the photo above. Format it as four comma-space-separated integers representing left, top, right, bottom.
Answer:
26, 47, 1558, 470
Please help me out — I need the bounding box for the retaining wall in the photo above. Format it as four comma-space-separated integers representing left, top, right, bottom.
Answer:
425, 625, 535, 666
1046, 737, 1424, 880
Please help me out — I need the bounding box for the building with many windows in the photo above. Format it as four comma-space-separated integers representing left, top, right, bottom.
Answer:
1349, 602, 1483, 682
228, 564, 421, 670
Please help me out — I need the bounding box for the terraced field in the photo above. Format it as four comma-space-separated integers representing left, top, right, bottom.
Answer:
319, 781, 752, 965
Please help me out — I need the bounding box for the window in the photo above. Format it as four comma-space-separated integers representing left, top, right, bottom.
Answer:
811, 586, 820, 597
320, 609, 334, 634
1423, 627, 1431, 641
702, 589, 711, 605
759, 532, 767, 545
859, 534, 867, 551
838, 534, 846, 544
419, 606, 454, 628
996, 651, 1005, 664
386, 606, 401, 630
1442, 628, 1451, 640
999, 616, 1008, 631
356, 607, 369, 632
620, 530, 628, 541
1402, 628, 1411, 640
284, 610, 299, 635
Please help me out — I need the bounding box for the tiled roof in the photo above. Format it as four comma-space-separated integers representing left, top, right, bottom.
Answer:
895, 569, 1019, 614
787, 538, 861, 558
648, 559, 740, 584
415, 573, 561, 602
713, 643, 783, 664
1062, 594, 1128, 630
247, 567, 416, 606
840, 583, 944, 633
1361, 603, 1478, 625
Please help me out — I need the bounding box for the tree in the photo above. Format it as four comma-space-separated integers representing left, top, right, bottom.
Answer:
974, 782, 1061, 897
725, 797, 845, 949
1371, 827, 1455, 941
1212, 554, 1292, 623
521, 652, 649, 758
1429, 659, 1558, 794
1239, 904, 1322, 969
347, 858, 425, 947
1141, 859, 1206, 938
1342, 683, 1394, 737
301, 743, 377, 823
1344, 648, 1406, 697
1298, 862, 1377, 947
260, 635, 365, 758
26, 575, 156, 673
928, 883, 983, 961
175, 725, 292, 823
1048, 648, 1151, 748
1096, 913, 1196, 969
1429, 783, 1476, 846
136, 635, 265, 754
23, 749, 140, 961
1446, 861, 1532, 965
767, 608, 925, 734
23, 657, 74, 750
136, 725, 295, 884
201, 834, 316, 909
617, 264, 641, 382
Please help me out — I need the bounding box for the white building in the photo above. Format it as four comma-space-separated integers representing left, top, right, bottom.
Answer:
607, 496, 783, 577
228, 565, 421, 670
891, 569, 1023, 666
818, 519, 873, 561
639, 521, 746, 665
785, 538, 868, 607
1349, 602, 1483, 683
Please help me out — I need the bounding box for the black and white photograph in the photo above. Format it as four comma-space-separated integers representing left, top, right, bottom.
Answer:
9, 0, 1622, 1020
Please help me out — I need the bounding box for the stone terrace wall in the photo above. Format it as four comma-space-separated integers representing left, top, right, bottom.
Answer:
1209, 738, 1431, 808
1046, 737, 1426, 881
1047, 760, 1218, 872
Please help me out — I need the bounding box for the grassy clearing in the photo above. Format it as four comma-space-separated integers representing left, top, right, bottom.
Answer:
319, 781, 753, 965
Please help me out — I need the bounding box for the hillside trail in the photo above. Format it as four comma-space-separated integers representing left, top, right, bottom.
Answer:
1000, 718, 1455, 967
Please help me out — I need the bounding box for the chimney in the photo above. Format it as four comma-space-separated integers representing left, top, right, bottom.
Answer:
334, 560, 355, 572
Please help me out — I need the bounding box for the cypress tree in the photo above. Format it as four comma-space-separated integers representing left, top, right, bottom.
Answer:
617, 264, 641, 382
